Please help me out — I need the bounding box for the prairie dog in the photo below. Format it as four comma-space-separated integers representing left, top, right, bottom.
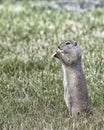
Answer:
52, 40, 90, 116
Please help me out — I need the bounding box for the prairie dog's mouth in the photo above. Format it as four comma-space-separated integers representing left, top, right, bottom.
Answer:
51, 49, 64, 58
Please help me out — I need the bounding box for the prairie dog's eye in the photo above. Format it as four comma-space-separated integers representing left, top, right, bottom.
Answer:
65, 42, 71, 45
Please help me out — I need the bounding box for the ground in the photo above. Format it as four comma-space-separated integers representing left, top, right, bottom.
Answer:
0, 1, 104, 130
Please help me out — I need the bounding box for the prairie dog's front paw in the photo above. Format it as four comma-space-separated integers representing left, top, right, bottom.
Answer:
57, 49, 64, 53
51, 49, 64, 58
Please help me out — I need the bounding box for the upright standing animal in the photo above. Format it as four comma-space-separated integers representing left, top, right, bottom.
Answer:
52, 40, 90, 116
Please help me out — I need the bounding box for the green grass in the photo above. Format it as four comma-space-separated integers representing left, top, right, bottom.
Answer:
0, 2, 104, 130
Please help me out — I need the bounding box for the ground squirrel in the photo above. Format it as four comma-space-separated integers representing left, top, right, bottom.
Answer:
52, 40, 90, 116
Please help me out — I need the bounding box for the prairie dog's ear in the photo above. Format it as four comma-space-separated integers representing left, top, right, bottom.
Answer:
74, 41, 77, 46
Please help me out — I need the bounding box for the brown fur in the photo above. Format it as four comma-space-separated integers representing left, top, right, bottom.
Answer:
53, 40, 90, 116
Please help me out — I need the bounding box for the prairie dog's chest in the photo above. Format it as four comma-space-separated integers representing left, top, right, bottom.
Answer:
62, 65, 77, 89
62, 65, 69, 88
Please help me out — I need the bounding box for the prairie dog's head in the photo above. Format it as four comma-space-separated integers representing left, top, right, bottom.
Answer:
52, 40, 81, 65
